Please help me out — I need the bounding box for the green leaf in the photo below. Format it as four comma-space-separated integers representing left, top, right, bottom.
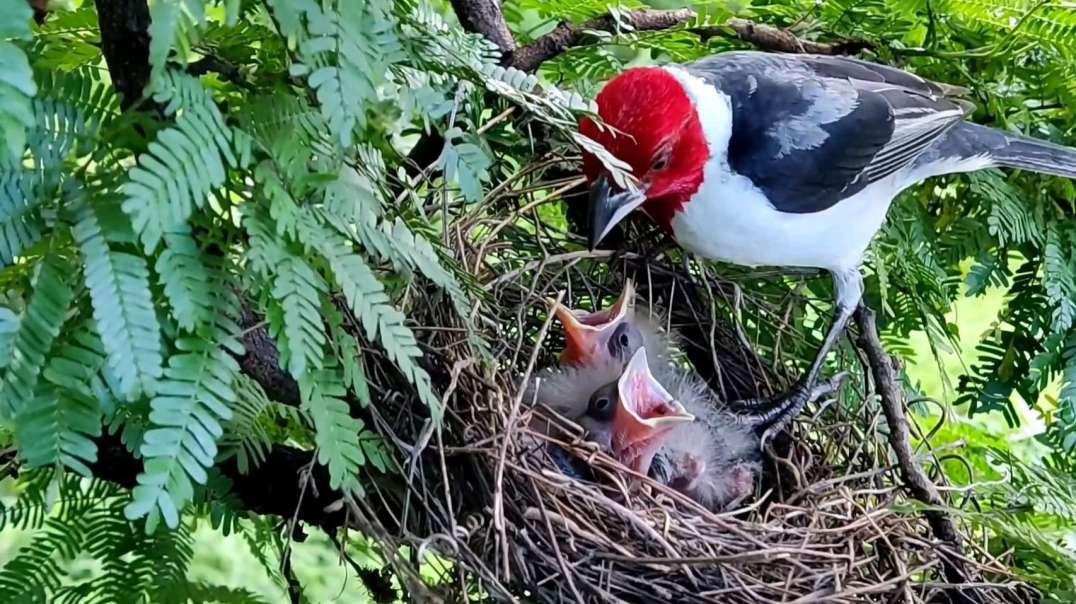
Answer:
300, 365, 364, 494
74, 201, 164, 402
0, 41, 36, 162
148, 1, 207, 82
271, 0, 402, 148
298, 214, 441, 420
0, 255, 76, 419
17, 325, 107, 477
0, 305, 17, 367
270, 255, 327, 379
219, 374, 300, 474
1044, 225, 1076, 334
126, 299, 242, 528
121, 73, 235, 254
438, 129, 491, 203
156, 228, 214, 332
0, 0, 33, 39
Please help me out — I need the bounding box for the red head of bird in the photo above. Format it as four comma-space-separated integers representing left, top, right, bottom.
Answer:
578, 67, 710, 245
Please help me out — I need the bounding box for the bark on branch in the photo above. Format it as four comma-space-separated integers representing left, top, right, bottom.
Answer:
511, 8, 696, 73
855, 308, 983, 604
91, 435, 353, 532
93, 0, 153, 110
693, 18, 873, 55
450, 0, 516, 54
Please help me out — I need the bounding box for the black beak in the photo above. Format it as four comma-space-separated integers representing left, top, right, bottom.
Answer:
588, 175, 612, 250
587, 174, 647, 250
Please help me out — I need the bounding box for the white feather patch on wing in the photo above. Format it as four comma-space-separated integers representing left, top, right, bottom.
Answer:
766, 78, 860, 159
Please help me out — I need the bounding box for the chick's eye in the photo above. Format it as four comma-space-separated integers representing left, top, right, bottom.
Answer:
608, 322, 636, 359
587, 386, 616, 421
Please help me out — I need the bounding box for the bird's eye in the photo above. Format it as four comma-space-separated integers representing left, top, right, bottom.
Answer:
607, 322, 637, 359
587, 385, 617, 421
650, 154, 669, 172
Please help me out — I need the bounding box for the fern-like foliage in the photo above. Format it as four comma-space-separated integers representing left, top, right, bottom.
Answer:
74, 200, 163, 402
125, 284, 243, 529
219, 373, 306, 474
0, 473, 259, 602
16, 323, 106, 476
156, 227, 214, 332
270, 254, 328, 380
121, 71, 239, 254
0, 0, 36, 161
1044, 224, 1076, 334
296, 212, 441, 418
0, 254, 75, 418
270, 0, 402, 148
300, 363, 365, 494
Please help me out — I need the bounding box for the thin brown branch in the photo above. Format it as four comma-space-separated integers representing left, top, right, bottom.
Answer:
693, 18, 873, 55
511, 9, 695, 73
854, 307, 983, 604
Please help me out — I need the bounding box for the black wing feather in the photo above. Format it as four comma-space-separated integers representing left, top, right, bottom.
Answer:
686, 52, 970, 214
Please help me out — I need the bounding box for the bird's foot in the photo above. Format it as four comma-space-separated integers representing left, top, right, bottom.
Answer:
755, 371, 848, 448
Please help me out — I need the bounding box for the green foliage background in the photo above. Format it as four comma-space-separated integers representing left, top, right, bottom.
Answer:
0, 0, 1074, 601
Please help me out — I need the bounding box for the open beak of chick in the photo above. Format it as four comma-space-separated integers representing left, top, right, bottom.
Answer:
548, 280, 635, 365
610, 348, 694, 474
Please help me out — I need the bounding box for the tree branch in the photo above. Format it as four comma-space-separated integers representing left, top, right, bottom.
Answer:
239, 306, 302, 408
511, 8, 695, 73
693, 18, 873, 55
93, 0, 154, 110
91, 434, 352, 532
449, 0, 516, 55
854, 307, 983, 604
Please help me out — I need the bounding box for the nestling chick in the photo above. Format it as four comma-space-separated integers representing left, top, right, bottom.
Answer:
527, 353, 694, 477
547, 279, 672, 367
587, 349, 841, 510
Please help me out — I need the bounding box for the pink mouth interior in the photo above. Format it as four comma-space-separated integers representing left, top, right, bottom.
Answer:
572, 308, 616, 327
624, 373, 679, 421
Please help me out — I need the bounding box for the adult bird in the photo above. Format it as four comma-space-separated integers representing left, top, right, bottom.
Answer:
581, 51, 1076, 409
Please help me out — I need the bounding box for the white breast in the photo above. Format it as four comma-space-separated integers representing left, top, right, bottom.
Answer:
671, 172, 901, 273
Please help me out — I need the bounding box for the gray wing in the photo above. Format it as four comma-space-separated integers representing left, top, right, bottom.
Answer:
686, 52, 972, 213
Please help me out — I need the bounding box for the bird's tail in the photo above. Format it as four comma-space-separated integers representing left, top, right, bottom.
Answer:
959, 122, 1076, 179
993, 132, 1076, 179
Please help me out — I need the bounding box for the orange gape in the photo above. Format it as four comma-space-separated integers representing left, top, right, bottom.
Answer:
549, 280, 636, 366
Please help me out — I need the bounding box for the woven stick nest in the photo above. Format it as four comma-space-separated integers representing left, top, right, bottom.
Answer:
353, 161, 1035, 603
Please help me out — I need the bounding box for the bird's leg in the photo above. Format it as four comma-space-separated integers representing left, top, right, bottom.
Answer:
728, 268, 862, 420
721, 463, 757, 509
